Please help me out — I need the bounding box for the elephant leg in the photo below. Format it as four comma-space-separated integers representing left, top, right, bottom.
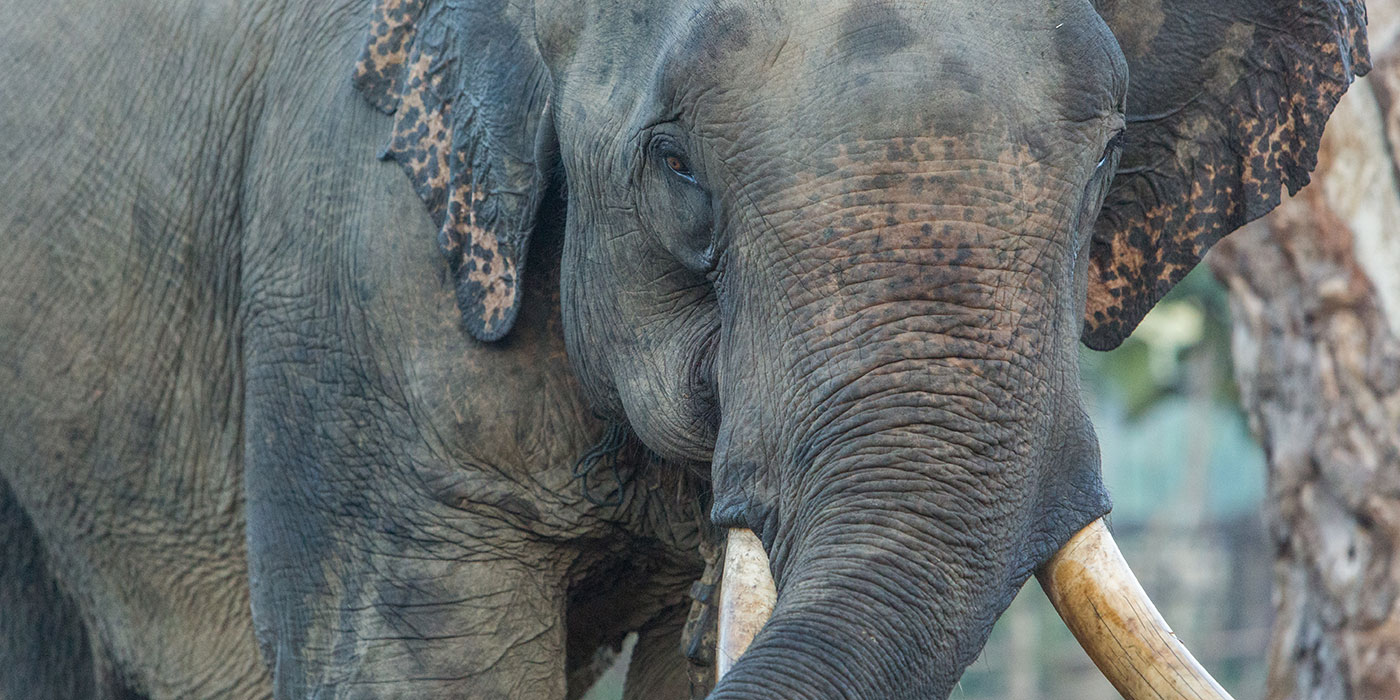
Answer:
0, 477, 98, 700
623, 603, 692, 700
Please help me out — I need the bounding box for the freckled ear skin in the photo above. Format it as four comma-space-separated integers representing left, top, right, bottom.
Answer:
353, 0, 553, 341
1084, 0, 1369, 350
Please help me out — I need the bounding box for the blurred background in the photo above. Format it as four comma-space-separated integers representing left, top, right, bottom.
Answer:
584, 263, 1273, 700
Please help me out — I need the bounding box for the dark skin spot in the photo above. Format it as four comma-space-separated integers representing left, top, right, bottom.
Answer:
939, 54, 982, 96
836, 1, 915, 62
1025, 130, 1050, 162
683, 6, 754, 65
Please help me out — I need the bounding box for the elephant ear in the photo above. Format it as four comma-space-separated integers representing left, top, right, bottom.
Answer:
1083, 0, 1369, 350
353, 0, 552, 341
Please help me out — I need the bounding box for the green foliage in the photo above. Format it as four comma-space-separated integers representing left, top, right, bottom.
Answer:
1081, 265, 1240, 418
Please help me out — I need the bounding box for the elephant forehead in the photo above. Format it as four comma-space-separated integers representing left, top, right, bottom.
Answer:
713, 124, 1095, 234
736, 131, 1072, 199
719, 134, 1082, 299
756, 138, 1078, 253
665, 0, 1123, 148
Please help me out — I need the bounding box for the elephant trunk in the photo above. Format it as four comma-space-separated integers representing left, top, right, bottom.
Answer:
707, 435, 1044, 699
715, 521, 1234, 700
701, 182, 1231, 695
704, 203, 1087, 697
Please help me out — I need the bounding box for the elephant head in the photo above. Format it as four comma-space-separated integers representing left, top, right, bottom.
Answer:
355, 0, 1367, 697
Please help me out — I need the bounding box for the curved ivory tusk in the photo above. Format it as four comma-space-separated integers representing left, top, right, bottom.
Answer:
716, 528, 778, 680
1037, 518, 1235, 700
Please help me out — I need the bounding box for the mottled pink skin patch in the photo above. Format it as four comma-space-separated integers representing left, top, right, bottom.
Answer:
1084, 1, 1369, 350
353, 0, 523, 340
353, 0, 425, 112
450, 183, 516, 331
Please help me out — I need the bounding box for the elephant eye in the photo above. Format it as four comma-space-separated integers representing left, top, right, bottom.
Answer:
1097, 130, 1126, 169
663, 153, 697, 184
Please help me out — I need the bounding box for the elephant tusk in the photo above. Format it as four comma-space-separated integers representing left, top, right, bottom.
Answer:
1037, 518, 1235, 700
716, 528, 778, 680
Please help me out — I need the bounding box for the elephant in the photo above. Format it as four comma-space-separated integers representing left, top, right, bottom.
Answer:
0, 0, 1369, 697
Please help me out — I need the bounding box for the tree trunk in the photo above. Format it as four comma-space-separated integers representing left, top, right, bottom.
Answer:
1208, 9, 1400, 697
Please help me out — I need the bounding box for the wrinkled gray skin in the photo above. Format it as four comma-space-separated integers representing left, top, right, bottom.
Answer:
0, 0, 1362, 698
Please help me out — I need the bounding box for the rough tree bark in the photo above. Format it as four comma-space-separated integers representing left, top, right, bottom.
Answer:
1209, 7, 1400, 698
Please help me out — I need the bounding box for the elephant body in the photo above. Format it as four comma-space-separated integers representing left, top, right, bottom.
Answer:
0, 0, 1368, 698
